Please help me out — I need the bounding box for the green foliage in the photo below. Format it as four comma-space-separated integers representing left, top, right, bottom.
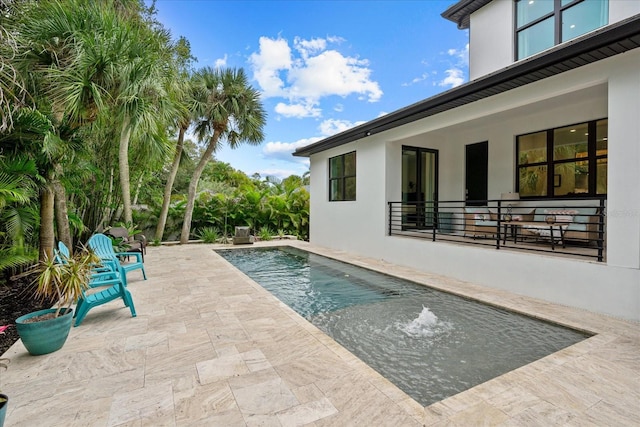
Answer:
115, 221, 142, 238
179, 171, 309, 242
0, 155, 40, 271
196, 227, 220, 243
0, 0, 309, 265
258, 227, 273, 241
108, 236, 130, 253
17, 246, 100, 315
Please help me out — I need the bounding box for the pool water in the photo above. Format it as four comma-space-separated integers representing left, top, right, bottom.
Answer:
217, 246, 590, 406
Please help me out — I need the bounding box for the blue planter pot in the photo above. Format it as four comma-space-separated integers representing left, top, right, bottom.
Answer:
0, 394, 7, 427
15, 308, 74, 356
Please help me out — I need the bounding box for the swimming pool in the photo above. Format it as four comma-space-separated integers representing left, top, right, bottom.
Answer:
217, 246, 590, 406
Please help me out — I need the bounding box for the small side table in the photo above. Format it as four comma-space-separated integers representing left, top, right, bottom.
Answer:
502, 221, 566, 250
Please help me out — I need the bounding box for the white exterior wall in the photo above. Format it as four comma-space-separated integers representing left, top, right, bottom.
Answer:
468, 0, 640, 80
609, 0, 640, 22
606, 51, 640, 269
309, 138, 388, 255
308, 50, 640, 321
469, 0, 513, 80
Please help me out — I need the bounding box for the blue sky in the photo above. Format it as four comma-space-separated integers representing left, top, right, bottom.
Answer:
149, 1, 469, 178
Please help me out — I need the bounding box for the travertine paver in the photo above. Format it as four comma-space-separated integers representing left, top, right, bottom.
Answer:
2, 241, 639, 426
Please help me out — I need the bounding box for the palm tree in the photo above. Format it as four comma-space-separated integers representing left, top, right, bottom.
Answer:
0, 3, 28, 133
109, 21, 178, 225
7, 0, 126, 259
180, 67, 266, 243
0, 108, 59, 261
8, 0, 180, 258
0, 155, 40, 271
156, 39, 196, 241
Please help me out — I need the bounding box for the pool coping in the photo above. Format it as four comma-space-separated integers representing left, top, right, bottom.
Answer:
3, 241, 637, 425
218, 240, 639, 423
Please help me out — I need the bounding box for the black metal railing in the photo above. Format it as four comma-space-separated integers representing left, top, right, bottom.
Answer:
388, 196, 606, 262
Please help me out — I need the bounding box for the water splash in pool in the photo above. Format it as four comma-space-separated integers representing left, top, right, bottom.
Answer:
399, 306, 449, 338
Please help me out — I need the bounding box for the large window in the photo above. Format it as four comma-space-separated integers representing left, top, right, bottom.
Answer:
516, 0, 608, 60
329, 151, 356, 201
517, 119, 607, 198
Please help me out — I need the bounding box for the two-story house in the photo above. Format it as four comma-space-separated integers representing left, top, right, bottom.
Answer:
294, 0, 640, 321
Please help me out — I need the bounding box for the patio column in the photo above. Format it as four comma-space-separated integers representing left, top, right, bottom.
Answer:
606, 51, 640, 269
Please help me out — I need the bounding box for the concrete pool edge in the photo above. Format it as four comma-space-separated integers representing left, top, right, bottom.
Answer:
3, 242, 635, 425
211, 241, 633, 417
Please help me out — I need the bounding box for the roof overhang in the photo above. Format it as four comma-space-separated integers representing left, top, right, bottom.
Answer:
441, 0, 492, 29
294, 14, 640, 158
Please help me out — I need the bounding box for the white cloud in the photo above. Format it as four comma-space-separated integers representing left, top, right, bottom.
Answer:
448, 43, 469, 67
294, 36, 327, 58
214, 54, 227, 69
248, 37, 292, 97
274, 102, 321, 118
262, 137, 321, 162
249, 36, 382, 118
406, 42, 469, 88
318, 118, 365, 136
438, 68, 465, 88
334, 103, 344, 112
402, 72, 430, 86
437, 43, 469, 88
288, 50, 382, 102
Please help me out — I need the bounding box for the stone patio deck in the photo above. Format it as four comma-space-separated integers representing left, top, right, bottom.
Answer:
2, 241, 638, 426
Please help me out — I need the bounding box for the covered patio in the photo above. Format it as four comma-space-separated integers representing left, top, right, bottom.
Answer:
2, 242, 638, 425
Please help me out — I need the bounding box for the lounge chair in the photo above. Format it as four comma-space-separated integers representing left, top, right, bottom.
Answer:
463, 207, 498, 239
73, 267, 137, 326
87, 233, 147, 281
56, 241, 113, 274
106, 226, 147, 262
53, 243, 137, 326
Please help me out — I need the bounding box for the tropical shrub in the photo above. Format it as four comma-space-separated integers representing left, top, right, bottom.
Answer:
196, 227, 220, 243
258, 227, 273, 241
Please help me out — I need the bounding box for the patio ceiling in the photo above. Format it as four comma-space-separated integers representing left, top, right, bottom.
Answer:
294, 14, 640, 158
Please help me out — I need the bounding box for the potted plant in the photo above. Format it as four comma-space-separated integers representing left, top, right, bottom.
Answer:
15, 247, 99, 356
1, 325, 9, 427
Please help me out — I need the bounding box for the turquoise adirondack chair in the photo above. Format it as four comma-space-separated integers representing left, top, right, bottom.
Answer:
74, 267, 137, 326
57, 241, 112, 274
87, 233, 147, 281
53, 242, 137, 326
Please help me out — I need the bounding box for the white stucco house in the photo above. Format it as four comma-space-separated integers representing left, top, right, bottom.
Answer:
294, 0, 640, 321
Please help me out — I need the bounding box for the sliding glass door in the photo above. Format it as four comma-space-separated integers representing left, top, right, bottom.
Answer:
402, 146, 438, 229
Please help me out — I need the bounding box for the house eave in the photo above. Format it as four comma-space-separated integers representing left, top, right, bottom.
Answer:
293, 14, 640, 158
441, 0, 492, 30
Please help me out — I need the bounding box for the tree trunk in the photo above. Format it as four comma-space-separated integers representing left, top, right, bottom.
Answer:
156, 125, 186, 241
53, 177, 72, 252
132, 172, 144, 206
180, 131, 219, 244
99, 168, 115, 230
39, 181, 55, 261
119, 115, 133, 225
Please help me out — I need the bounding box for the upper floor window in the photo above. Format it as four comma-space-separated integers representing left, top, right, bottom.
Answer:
329, 151, 356, 201
517, 119, 607, 198
516, 0, 608, 60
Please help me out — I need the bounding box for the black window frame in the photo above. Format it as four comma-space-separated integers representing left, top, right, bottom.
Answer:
328, 151, 356, 202
514, 0, 608, 60
515, 118, 607, 199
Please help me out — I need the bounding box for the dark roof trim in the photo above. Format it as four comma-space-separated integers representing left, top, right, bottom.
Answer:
294, 15, 640, 158
441, 0, 492, 29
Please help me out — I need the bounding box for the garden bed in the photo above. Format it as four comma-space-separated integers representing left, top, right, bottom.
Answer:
0, 278, 51, 355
